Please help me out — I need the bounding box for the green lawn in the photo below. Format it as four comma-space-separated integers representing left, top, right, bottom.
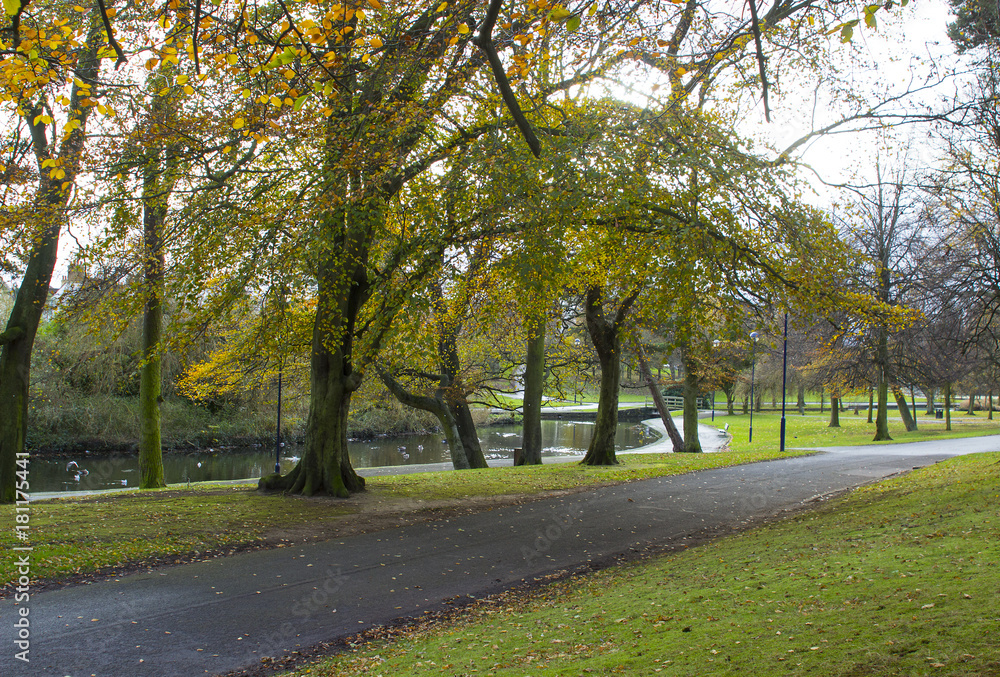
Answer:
718, 411, 1000, 451
281, 452, 1000, 677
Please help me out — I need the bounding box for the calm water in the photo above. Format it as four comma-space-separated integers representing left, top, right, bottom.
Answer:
29, 420, 659, 494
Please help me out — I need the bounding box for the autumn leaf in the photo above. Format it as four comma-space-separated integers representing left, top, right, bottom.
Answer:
3, 0, 20, 16
233, 117, 245, 130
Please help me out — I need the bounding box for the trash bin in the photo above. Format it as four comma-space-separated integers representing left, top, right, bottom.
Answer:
935, 409, 943, 419
513, 448, 523, 465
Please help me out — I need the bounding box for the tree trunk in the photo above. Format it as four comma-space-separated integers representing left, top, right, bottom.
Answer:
376, 369, 470, 470
437, 300, 489, 470
260, 230, 368, 496
989, 391, 993, 420
873, 328, 892, 441
867, 386, 874, 423
741, 394, 748, 414
944, 381, 952, 431
829, 396, 840, 427
724, 386, 735, 415
519, 314, 546, 465
819, 388, 824, 413
968, 392, 976, 415
580, 285, 638, 466
892, 386, 917, 432
873, 377, 892, 440
0, 26, 103, 504
925, 387, 936, 416
451, 402, 487, 468
138, 179, 167, 489
635, 341, 683, 452
796, 383, 806, 415
137, 90, 179, 490
681, 347, 702, 453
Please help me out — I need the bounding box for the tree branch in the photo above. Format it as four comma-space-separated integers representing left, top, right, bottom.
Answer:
473, 0, 541, 158
95, 0, 127, 68
0, 326, 24, 346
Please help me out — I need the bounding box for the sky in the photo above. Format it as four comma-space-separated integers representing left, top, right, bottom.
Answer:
765, 0, 965, 201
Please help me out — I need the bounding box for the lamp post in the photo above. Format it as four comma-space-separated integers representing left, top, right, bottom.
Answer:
749, 331, 759, 442
711, 339, 721, 422
274, 363, 282, 474
780, 313, 788, 452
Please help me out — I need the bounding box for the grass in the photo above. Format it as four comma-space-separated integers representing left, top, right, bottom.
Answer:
1, 450, 804, 586
371, 449, 809, 501
718, 411, 1000, 452
1, 485, 358, 585
280, 452, 1000, 677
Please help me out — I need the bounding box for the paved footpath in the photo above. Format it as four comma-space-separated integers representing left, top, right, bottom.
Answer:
3, 433, 998, 676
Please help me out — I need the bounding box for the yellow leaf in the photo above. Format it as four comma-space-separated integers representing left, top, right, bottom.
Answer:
457, 23, 470, 34
3, 0, 20, 16
223, 145, 232, 153
367, 0, 382, 9
145, 58, 159, 70
233, 117, 245, 130
436, 2, 448, 10
226, 53, 238, 65
549, 6, 571, 20
183, 85, 194, 95
370, 37, 383, 49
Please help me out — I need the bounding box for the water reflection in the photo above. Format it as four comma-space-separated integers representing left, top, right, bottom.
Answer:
28, 420, 659, 493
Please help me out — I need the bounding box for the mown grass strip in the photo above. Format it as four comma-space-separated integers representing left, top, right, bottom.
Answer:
722, 411, 1000, 451
284, 452, 1000, 677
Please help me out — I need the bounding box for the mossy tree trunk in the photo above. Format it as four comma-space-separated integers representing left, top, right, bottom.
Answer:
873, 328, 892, 441
723, 385, 735, 415
438, 307, 488, 469
138, 165, 167, 489
260, 201, 374, 496
681, 347, 702, 453
635, 340, 683, 452
924, 387, 936, 416
519, 314, 546, 465
377, 369, 471, 470
944, 381, 953, 431
0, 25, 103, 504
867, 386, 874, 423
892, 386, 918, 432
581, 285, 639, 466
829, 396, 840, 427
137, 83, 180, 490
796, 383, 806, 415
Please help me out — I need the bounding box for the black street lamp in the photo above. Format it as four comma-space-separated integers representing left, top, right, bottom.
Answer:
749, 331, 759, 442
274, 364, 282, 474
780, 313, 788, 452
711, 339, 721, 422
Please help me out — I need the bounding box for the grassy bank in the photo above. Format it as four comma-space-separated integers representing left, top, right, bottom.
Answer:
282, 452, 1000, 677
1, 450, 804, 587
720, 411, 1000, 451
24, 393, 458, 453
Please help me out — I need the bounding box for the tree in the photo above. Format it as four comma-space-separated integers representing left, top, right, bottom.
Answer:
835, 160, 927, 441
0, 6, 109, 503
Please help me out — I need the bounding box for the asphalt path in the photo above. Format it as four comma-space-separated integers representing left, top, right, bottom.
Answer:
3, 433, 998, 677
